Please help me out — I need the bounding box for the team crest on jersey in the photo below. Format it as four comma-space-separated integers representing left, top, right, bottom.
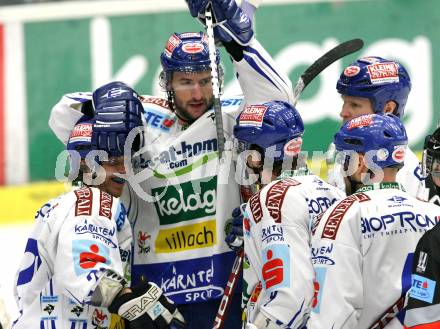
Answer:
91, 308, 109, 329
367, 62, 399, 84
138, 231, 151, 254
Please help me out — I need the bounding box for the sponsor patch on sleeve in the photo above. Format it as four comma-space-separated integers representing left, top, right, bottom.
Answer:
312, 267, 327, 313
261, 244, 290, 292
410, 274, 436, 303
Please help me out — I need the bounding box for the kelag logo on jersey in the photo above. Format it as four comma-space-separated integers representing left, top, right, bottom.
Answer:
262, 244, 290, 292
138, 138, 218, 170
261, 224, 284, 245
74, 219, 117, 248
361, 211, 439, 236
409, 274, 436, 303
153, 177, 217, 225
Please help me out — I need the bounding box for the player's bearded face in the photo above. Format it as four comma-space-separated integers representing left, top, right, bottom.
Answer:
171, 71, 214, 122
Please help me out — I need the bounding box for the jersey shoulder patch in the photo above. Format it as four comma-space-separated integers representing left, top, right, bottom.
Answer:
321, 192, 370, 240
74, 186, 93, 216
141, 96, 176, 133
249, 190, 263, 223
140, 96, 170, 109
265, 178, 301, 223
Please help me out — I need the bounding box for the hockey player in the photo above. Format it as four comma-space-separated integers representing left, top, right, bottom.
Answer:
404, 127, 440, 328
14, 109, 186, 328
417, 126, 440, 205
309, 114, 440, 329
327, 56, 423, 196
404, 207, 440, 328
233, 101, 345, 329
47, 0, 295, 327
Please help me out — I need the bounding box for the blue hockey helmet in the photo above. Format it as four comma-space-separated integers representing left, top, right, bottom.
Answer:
233, 101, 304, 161
334, 113, 408, 168
336, 56, 411, 117
160, 32, 220, 74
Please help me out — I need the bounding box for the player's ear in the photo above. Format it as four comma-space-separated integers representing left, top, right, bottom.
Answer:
383, 101, 397, 114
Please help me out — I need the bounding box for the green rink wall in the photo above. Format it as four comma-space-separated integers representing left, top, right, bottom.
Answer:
0, 0, 438, 183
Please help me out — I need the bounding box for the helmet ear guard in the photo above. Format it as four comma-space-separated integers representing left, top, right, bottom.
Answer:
337, 56, 411, 117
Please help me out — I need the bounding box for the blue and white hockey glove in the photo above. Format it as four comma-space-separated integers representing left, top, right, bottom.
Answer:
225, 203, 246, 251
186, 0, 254, 46
109, 281, 186, 329
91, 81, 144, 156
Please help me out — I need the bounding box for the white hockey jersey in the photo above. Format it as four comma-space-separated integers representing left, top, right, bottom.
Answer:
243, 172, 345, 328
13, 186, 132, 329
48, 38, 294, 306
309, 182, 440, 329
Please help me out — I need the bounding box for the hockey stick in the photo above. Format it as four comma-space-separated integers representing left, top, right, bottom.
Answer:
212, 38, 364, 329
205, 4, 225, 159
368, 295, 406, 329
292, 38, 364, 105
213, 249, 244, 329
